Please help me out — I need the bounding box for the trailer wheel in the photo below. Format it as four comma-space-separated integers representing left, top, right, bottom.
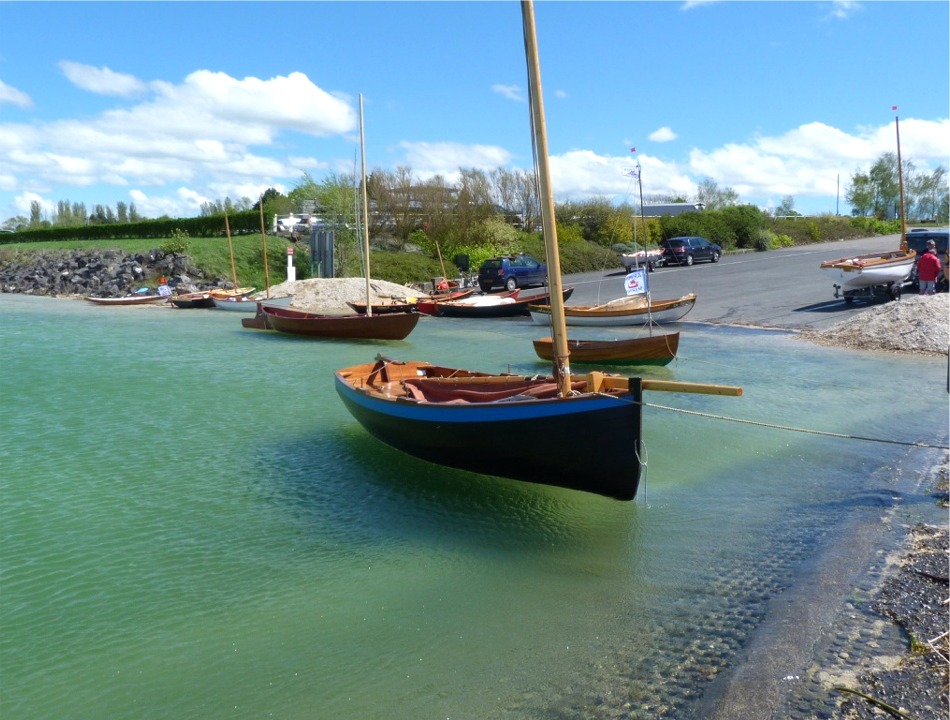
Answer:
889, 283, 902, 301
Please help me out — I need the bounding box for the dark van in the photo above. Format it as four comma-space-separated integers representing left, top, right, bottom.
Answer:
905, 229, 948, 291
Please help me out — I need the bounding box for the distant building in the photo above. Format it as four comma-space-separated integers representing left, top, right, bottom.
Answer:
640, 202, 705, 217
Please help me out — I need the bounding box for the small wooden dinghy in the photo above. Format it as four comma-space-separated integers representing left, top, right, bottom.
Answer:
84, 294, 166, 306
532, 332, 679, 366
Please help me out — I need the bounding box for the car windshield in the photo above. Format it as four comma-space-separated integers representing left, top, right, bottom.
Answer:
665, 239, 687, 248
906, 234, 948, 254
482, 260, 503, 270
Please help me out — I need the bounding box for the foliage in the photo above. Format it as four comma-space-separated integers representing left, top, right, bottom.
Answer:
695, 177, 740, 209
555, 222, 585, 245
846, 151, 948, 220
160, 228, 191, 255
555, 239, 622, 273
754, 229, 795, 251
358, 250, 444, 285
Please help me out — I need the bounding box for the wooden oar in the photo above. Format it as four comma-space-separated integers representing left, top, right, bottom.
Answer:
641, 379, 743, 396
587, 372, 742, 396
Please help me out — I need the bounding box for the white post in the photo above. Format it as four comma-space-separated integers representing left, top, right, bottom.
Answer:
286, 246, 296, 282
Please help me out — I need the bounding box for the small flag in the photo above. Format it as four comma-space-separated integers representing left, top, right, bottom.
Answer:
630, 147, 636, 153
622, 166, 640, 178
892, 105, 898, 111
624, 268, 649, 296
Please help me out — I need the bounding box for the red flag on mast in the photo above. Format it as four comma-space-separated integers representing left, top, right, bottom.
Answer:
630, 147, 636, 152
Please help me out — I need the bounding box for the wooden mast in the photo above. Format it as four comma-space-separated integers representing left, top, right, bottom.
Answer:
224, 208, 238, 291
359, 94, 373, 317
258, 195, 271, 298
522, 0, 571, 397
895, 112, 908, 253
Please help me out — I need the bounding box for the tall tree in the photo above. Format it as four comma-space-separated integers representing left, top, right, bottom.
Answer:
775, 195, 798, 216
695, 177, 739, 209
845, 168, 874, 216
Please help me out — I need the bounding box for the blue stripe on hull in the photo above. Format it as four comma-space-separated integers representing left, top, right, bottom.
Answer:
334, 378, 643, 500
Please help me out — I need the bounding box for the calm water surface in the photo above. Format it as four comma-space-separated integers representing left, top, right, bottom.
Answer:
1, 294, 946, 719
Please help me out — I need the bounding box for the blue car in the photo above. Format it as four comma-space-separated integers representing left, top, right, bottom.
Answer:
477, 254, 548, 292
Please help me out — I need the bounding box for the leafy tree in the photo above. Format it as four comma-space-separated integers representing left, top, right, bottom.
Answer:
116, 201, 128, 223
30, 200, 43, 226
129, 202, 141, 222
695, 177, 739, 209
845, 168, 874, 216
513, 169, 540, 234
775, 195, 799, 216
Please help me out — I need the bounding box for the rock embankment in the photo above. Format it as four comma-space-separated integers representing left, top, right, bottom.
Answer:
0, 248, 226, 298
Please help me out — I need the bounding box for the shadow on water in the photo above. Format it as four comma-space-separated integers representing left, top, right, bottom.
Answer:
247, 423, 641, 558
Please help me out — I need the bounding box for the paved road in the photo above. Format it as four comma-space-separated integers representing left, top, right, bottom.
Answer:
563, 234, 907, 332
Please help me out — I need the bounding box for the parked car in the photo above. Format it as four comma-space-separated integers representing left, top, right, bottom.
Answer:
659, 236, 722, 266
477, 254, 548, 292
904, 229, 948, 291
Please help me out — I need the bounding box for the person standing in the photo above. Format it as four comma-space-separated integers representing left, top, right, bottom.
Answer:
916, 239, 943, 295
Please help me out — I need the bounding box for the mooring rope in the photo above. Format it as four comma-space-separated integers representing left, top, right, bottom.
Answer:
643, 401, 950, 451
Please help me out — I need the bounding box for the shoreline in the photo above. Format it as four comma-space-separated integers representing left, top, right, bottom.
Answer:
701, 455, 948, 720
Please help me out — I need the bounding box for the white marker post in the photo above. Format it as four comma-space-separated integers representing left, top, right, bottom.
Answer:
286, 246, 296, 282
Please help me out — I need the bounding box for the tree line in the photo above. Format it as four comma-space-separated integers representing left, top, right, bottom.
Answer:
846, 155, 947, 221
5, 153, 944, 250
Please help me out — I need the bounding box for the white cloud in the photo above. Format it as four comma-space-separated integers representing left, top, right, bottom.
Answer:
0, 69, 357, 219
687, 118, 950, 201
492, 84, 524, 102
680, 0, 720, 11
534, 117, 950, 210
398, 141, 513, 180
0, 80, 33, 108
59, 61, 148, 97
825, 1, 861, 21
649, 126, 677, 143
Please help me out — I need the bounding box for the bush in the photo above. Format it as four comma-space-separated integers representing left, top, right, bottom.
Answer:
160, 228, 190, 255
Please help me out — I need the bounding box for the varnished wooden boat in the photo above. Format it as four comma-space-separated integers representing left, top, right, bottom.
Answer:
819, 250, 916, 290
346, 299, 418, 314
209, 287, 255, 299
434, 286, 573, 318
169, 292, 215, 309
261, 304, 420, 340
532, 332, 679, 366
414, 288, 477, 315
529, 292, 696, 326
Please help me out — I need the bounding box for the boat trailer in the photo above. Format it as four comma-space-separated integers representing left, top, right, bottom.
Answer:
832, 280, 903, 304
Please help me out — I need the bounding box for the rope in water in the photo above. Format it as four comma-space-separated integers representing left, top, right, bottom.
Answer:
643, 401, 950, 451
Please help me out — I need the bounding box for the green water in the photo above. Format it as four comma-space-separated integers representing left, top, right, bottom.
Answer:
1, 295, 946, 719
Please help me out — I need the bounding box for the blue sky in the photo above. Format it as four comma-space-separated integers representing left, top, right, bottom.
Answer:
1, 1, 948, 224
